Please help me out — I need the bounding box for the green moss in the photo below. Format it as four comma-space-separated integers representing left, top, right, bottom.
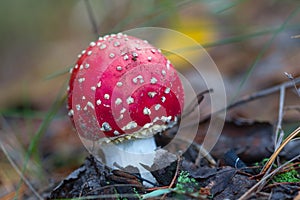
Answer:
272, 167, 300, 183
175, 171, 199, 193
255, 159, 300, 183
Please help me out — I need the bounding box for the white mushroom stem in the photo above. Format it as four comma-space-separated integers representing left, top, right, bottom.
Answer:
101, 136, 157, 186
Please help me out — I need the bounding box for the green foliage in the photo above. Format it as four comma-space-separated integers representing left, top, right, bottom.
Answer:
254, 158, 271, 169
260, 158, 270, 166
132, 187, 142, 199
255, 159, 300, 183
143, 171, 200, 199
272, 167, 300, 183
175, 171, 199, 194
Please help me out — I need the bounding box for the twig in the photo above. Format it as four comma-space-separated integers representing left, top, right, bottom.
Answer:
274, 86, 285, 150
200, 77, 300, 123
169, 155, 182, 189
260, 84, 285, 190
87, 183, 144, 194
84, 0, 99, 36
195, 143, 216, 167
160, 155, 182, 200
284, 72, 300, 97
284, 105, 300, 112
261, 126, 300, 174
239, 153, 300, 200
165, 135, 216, 166
291, 34, 300, 39
146, 186, 169, 192
181, 89, 212, 119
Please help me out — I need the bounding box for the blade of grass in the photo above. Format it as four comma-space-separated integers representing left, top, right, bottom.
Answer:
203, 24, 300, 48
230, 6, 300, 104
31, 92, 67, 163
47, 2, 195, 80
161, 23, 300, 56
44, 66, 71, 80
215, 0, 248, 14
0, 109, 47, 119
111, 0, 196, 33
138, 0, 180, 27
84, 0, 99, 36
15, 81, 68, 199
0, 137, 43, 199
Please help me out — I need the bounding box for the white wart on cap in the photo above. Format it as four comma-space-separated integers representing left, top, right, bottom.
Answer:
68, 33, 184, 143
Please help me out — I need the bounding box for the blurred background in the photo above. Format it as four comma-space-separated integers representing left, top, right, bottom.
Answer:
0, 0, 299, 198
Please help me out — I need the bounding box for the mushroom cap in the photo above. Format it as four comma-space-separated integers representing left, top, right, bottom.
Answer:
67, 33, 184, 143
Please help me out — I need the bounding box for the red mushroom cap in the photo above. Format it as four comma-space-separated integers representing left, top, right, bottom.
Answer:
68, 33, 184, 143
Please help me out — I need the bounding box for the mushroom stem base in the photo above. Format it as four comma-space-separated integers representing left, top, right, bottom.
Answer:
101, 136, 157, 186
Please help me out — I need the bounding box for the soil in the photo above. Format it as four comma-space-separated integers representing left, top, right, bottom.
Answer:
47, 121, 300, 199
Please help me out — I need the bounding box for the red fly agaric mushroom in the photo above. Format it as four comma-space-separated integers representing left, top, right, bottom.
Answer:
67, 33, 184, 185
